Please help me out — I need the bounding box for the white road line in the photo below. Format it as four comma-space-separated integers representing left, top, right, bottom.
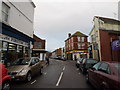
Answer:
31, 80, 36, 84
56, 72, 64, 86
63, 66, 65, 71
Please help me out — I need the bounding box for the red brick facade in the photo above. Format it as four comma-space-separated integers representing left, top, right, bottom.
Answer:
33, 34, 46, 49
65, 32, 89, 60
99, 30, 120, 62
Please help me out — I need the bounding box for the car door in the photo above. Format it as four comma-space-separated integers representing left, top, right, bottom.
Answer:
89, 62, 101, 87
34, 58, 41, 73
96, 62, 111, 88
30, 58, 38, 75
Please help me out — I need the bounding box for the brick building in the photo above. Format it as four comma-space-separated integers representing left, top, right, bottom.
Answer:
65, 31, 88, 60
32, 34, 46, 60
51, 48, 62, 59
89, 16, 120, 62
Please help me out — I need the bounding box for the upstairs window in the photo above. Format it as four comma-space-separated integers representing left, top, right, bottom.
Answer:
82, 37, 84, 42
77, 36, 80, 42
2, 2, 10, 23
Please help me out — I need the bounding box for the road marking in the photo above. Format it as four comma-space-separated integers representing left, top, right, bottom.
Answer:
31, 80, 36, 84
78, 73, 81, 75
63, 66, 65, 71
56, 72, 64, 86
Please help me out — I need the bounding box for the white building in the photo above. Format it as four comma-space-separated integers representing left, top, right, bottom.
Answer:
0, 0, 36, 66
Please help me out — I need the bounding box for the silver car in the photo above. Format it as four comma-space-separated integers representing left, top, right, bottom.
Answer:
8, 57, 44, 82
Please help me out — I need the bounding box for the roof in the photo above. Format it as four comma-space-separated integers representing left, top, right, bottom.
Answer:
65, 31, 88, 41
33, 34, 45, 41
94, 16, 120, 24
89, 16, 120, 35
29, 0, 36, 8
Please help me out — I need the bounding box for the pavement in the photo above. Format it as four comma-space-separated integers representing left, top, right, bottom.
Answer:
11, 59, 94, 89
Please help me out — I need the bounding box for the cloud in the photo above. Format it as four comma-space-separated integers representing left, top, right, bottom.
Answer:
33, 1, 118, 51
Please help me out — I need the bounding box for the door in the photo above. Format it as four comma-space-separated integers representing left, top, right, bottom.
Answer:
30, 58, 38, 75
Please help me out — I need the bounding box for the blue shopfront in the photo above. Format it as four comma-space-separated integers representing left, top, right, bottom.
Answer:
0, 22, 34, 66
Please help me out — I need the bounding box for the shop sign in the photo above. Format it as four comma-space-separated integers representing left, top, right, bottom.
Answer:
0, 34, 29, 47
112, 40, 120, 50
67, 50, 88, 54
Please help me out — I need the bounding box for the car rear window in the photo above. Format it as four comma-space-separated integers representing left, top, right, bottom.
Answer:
114, 64, 120, 75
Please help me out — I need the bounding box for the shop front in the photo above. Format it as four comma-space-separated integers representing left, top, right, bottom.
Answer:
66, 50, 88, 60
0, 23, 34, 66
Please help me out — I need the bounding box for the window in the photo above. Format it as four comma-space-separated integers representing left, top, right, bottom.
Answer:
82, 37, 84, 42
77, 36, 80, 42
78, 43, 81, 49
91, 35, 96, 42
93, 62, 101, 70
2, 2, 10, 22
98, 62, 110, 74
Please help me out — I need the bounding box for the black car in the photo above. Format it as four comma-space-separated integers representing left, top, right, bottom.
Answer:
76, 58, 84, 68
79, 58, 98, 74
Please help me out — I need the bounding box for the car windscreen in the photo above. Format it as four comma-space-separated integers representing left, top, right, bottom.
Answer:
114, 64, 120, 75
87, 59, 98, 64
12, 58, 31, 65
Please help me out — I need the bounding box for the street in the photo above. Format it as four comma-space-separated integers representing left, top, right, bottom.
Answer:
11, 59, 94, 89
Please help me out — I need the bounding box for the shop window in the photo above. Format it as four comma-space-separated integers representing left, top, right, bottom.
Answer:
2, 41, 8, 51
2, 2, 10, 23
8, 43, 16, 51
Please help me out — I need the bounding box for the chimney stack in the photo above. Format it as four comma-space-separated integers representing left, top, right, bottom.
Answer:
68, 33, 71, 37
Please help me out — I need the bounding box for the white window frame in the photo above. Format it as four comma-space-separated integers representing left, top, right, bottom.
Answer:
2, 2, 10, 23
78, 43, 81, 49
77, 36, 80, 42
82, 37, 84, 42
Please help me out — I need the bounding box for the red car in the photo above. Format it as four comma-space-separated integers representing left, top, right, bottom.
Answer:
0, 62, 11, 90
86, 61, 120, 90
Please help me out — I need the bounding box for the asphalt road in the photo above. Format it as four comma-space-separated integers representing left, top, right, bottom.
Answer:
11, 59, 94, 89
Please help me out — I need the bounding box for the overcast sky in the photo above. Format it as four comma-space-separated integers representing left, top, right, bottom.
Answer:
32, 0, 119, 52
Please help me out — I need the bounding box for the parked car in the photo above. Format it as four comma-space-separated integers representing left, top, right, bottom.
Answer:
8, 57, 43, 82
86, 61, 120, 90
76, 58, 84, 68
79, 58, 98, 74
0, 62, 11, 90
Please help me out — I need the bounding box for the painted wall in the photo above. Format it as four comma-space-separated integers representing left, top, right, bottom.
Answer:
90, 17, 120, 61
2, 0, 35, 38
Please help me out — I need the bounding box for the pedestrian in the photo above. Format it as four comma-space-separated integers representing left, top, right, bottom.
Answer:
46, 56, 49, 65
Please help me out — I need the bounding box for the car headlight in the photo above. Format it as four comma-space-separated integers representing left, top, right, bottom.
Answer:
19, 69, 28, 74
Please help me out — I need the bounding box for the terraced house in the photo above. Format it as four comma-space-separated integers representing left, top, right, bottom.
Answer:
65, 31, 89, 60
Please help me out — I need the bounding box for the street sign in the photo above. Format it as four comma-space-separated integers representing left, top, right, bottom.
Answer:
112, 40, 120, 50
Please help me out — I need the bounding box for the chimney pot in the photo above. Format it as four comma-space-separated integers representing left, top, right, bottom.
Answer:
68, 33, 71, 37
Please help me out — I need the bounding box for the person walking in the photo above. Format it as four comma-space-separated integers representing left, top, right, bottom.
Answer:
46, 56, 49, 65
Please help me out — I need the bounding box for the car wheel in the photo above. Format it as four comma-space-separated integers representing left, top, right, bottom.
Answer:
2, 81, 10, 90
40, 68, 42, 75
26, 72, 32, 82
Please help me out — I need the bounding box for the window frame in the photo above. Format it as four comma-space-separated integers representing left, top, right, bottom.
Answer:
2, 2, 10, 23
